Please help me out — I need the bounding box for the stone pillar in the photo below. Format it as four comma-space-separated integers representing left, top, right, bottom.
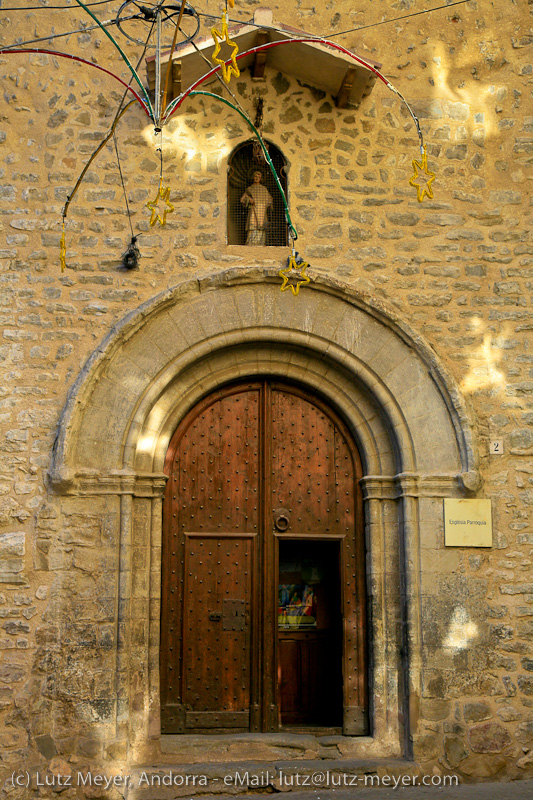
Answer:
117, 491, 133, 752
361, 476, 403, 757
396, 474, 424, 760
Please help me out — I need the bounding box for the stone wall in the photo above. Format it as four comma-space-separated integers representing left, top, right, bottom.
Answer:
0, 0, 532, 793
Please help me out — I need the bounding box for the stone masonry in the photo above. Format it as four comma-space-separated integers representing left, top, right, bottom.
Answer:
0, 0, 532, 796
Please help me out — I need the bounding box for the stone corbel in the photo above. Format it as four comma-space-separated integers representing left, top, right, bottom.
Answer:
48, 468, 167, 498
252, 31, 269, 78
360, 472, 480, 500
360, 475, 397, 501
336, 67, 357, 108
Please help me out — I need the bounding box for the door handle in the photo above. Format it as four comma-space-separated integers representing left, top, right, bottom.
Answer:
209, 611, 222, 621
274, 507, 290, 532
275, 514, 289, 532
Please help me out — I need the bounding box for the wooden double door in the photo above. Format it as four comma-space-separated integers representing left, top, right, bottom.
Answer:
161, 381, 367, 734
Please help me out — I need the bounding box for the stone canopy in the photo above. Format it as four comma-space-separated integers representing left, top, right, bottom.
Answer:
146, 8, 381, 108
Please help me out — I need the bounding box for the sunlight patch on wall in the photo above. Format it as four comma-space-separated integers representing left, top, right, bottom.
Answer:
428, 41, 495, 139
136, 407, 169, 457
141, 119, 231, 162
460, 317, 507, 395
444, 606, 478, 652
137, 432, 158, 455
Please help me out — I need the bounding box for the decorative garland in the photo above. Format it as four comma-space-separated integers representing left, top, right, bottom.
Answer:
0, 0, 439, 294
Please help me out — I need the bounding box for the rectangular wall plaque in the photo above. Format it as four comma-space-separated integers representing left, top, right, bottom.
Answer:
444, 499, 492, 548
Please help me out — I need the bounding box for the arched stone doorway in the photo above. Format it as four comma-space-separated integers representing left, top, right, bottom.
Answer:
49, 268, 478, 765
160, 380, 367, 735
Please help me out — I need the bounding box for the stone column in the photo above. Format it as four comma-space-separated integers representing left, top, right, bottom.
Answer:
361, 475, 403, 757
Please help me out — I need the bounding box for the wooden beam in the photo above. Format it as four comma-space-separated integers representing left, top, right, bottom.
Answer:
252, 31, 269, 78
335, 67, 357, 108
146, 58, 156, 93
145, 57, 181, 101
172, 59, 182, 101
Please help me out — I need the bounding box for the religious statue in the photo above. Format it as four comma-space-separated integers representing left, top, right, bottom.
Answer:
240, 170, 273, 245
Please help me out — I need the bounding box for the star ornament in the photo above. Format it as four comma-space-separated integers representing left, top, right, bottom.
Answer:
147, 183, 174, 227
59, 222, 67, 272
409, 146, 435, 203
211, 12, 240, 84
279, 255, 311, 296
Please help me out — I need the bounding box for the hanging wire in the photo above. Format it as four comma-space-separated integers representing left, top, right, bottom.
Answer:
159, 6, 252, 129
113, 133, 135, 239
113, 133, 141, 269
0, 47, 151, 113
325, 0, 471, 38
165, 36, 425, 151
0, 13, 139, 51
154, 3, 162, 127
5, 0, 453, 267
6, 46, 152, 120
187, 90, 297, 241
115, 1, 200, 48
387, 84, 424, 153
72, 0, 154, 119
0, 0, 115, 9
160, 11, 259, 157
157, 128, 163, 184
61, 99, 136, 225
159, 16, 290, 228
61, 22, 155, 212
161, 0, 188, 115
189, 36, 249, 120
195, 0, 471, 40
60, 17, 155, 268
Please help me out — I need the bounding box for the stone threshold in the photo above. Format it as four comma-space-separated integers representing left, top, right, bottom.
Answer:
160, 731, 364, 760
125, 757, 419, 799
155, 732, 394, 764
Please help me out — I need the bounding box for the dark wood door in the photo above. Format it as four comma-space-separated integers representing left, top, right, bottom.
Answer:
161, 381, 367, 734
181, 534, 253, 730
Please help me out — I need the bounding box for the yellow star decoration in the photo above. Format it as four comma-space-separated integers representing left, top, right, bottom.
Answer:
409, 145, 435, 203
59, 221, 66, 272
279, 255, 311, 296
147, 183, 174, 227
211, 11, 240, 84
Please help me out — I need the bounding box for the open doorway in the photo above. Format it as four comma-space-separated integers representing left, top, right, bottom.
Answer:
278, 538, 343, 728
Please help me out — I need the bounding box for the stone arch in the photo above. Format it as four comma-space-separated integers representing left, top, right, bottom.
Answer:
48, 268, 479, 764
51, 268, 477, 488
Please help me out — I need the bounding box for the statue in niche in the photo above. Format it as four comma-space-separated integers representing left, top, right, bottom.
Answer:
240, 170, 273, 246
227, 141, 287, 246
